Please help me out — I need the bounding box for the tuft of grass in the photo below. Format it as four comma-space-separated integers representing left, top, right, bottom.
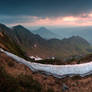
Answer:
7, 61, 15, 67
0, 66, 44, 92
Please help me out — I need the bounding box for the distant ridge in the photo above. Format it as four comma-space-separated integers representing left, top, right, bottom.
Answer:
32, 27, 62, 39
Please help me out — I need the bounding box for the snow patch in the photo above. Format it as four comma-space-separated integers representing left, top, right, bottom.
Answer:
1, 48, 92, 78
30, 56, 42, 61
34, 44, 37, 48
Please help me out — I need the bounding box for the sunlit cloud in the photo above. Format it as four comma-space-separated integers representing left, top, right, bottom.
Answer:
62, 16, 78, 22
2, 11, 92, 27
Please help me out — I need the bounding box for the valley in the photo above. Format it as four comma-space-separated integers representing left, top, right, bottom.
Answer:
0, 24, 92, 61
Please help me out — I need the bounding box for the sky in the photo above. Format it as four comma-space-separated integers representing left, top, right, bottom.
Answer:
1, 0, 92, 28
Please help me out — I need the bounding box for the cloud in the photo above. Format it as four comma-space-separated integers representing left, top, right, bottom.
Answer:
0, 0, 92, 17
1, 0, 92, 27
2, 11, 92, 27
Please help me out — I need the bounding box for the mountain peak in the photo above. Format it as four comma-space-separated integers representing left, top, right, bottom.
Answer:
13, 25, 25, 29
70, 36, 87, 41
12, 25, 32, 33
39, 27, 49, 31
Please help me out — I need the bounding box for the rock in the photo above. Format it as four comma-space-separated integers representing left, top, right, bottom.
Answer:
62, 83, 69, 92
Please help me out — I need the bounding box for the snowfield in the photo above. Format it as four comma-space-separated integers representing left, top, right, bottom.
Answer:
1, 48, 92, 78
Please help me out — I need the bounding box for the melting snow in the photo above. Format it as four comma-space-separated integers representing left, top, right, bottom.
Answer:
34, 44, 37, 48
30, 56, 42, 61
1, 48, 92, 78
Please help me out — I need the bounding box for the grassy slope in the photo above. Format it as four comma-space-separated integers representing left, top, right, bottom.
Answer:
1, 49, 92, 92
0, 32, 31, 60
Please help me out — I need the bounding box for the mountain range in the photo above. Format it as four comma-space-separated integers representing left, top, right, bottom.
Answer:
51, 26, 92, 44
31, 26, 92, 45
0, 23, 92, 60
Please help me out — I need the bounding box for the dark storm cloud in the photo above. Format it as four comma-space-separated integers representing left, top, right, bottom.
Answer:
0, 0, 92, 17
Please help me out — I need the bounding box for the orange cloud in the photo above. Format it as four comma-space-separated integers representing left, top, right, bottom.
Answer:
62, 16, 78, 22
8, 12, 92, 27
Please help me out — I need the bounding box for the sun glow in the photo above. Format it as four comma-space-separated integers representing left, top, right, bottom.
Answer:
63, 16, 78, 22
